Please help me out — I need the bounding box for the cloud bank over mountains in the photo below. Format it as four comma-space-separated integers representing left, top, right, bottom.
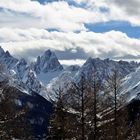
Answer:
0, 0, 140, 65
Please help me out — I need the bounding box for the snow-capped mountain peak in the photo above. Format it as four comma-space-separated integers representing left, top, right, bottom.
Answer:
0, 46, 5, 56
5, 50, 11, 57
0, 46, 140, 103
0, 47, 18, 69
32, 49, 63, 74
80, 57, 140, 80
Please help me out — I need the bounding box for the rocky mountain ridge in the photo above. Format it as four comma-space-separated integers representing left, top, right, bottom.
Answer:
0, 46, 140, 102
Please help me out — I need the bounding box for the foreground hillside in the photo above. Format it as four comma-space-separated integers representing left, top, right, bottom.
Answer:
0, 79, 53, 139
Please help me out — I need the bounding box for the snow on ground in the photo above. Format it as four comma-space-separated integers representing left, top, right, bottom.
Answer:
37, 71, 62, 85
121, 67, 140, 102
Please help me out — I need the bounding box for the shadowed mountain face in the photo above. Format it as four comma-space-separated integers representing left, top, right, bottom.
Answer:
127, 98, 140, 124
0, 84, 53, 139
19, 91, 53, 138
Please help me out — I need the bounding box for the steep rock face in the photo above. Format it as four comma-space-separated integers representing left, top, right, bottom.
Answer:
24, 50, 64, 98
66, 65, 80, 72
0, 47, 18, 69
0, 46, 5, 56
22, 69, 42, 93
0, 48, 64, 100
14, 58, 28, 79
31, 50, 63, 74
76, 58, 140, 82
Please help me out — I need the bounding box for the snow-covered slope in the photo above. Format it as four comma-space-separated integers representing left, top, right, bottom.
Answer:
46, 69, 78, 101
77, 57, 140, 81
0, 47, 64, 100
30, 49, 64, 85
14, 58, 29, 79
0, 47, 18, 69
46, 58, 140, 101
0, 46, 140, 102
121, 67, 140, 102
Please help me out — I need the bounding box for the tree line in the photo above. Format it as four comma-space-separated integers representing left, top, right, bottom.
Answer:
46, 69, 140, 140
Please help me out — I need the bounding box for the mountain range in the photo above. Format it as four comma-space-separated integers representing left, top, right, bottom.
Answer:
1, 46, 140, 138
0, 46, 140, 102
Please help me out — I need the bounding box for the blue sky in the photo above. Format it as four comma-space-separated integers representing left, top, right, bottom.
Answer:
36, 0, 140, 38
0, 0, 140, 65
37, 0, 54, 4
86, 21, 140, 39
37, 0, 47, 3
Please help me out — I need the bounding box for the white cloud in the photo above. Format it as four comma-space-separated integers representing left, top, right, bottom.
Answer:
0, 0, 107, 31
0, 0, 140, 32
59, 59, 86, 66
0, 28, 140, 63
73, 0, 140, 26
